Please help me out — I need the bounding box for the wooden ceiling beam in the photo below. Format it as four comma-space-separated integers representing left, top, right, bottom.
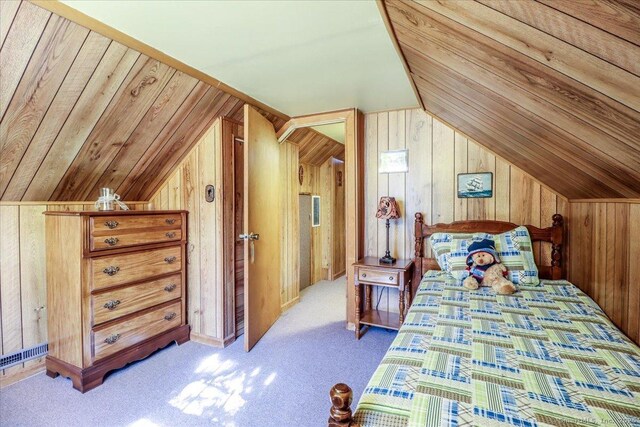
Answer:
412, 0, 640, 111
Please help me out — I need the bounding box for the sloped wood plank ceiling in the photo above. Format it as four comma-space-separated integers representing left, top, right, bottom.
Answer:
0, 1, 342, 202
382, 0, 640, 199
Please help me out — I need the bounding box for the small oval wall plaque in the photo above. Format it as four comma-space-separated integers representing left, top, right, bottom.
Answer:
298, 165, 304, 185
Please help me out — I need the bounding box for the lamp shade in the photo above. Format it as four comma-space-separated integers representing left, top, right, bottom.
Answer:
375, 196, 400, 220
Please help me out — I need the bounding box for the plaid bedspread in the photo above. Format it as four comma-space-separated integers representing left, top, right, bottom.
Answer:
354, 271, 640, 426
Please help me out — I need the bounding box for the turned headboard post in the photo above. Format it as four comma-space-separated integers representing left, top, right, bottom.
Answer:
414, 212, 424, 258
551, 214, 564, 280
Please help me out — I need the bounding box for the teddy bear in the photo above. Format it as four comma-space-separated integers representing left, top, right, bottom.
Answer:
462, 238, 517, 295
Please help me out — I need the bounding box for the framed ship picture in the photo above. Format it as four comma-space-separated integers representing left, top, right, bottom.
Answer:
457, 172, 493, 198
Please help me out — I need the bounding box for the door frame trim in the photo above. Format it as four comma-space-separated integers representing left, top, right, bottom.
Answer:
277, 109, 364, 328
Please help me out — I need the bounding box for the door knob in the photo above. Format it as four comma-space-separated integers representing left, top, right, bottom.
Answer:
239, 233, 259, 241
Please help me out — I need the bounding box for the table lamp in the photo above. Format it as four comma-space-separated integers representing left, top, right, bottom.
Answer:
376, 196, 400, 264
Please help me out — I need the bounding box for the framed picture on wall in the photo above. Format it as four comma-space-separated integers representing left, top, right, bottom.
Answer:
312, 195, 321, 227
379, 149, 408, 173
457, 172, 493, 198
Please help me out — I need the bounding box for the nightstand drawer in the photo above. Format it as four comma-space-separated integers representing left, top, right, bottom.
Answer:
358, 269, 398, 285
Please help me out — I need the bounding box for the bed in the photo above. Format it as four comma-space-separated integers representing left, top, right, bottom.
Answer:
328, 213, 640, 426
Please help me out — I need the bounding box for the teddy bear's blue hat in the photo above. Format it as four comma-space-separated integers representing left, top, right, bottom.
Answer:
466, 238, 500, 266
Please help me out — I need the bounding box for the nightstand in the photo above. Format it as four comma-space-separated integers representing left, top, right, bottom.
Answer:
353, 257, 414, 339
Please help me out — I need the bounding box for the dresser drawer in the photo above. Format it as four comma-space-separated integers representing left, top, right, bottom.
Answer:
90, 228, 182, 251
358, 269, 399, 285
91, 246, 182, 290
92, 273, 182, 325
91, 214, 182, 233
93, 301, 182, 361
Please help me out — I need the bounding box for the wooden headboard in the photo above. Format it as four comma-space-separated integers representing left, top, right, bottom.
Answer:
412, 213, 565, 291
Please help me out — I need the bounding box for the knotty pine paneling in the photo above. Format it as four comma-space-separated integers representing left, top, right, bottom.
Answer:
320, 158, 346, 280
280, 142, 300, 310
150, 122, 223, 345
150, 119, 303, 343
299, 162, 326, 285
0, 1, 343, 203
364, 109, 568, 264
382, 0, 640, 199
568, 202, 640, 346
0, 201, 148, 387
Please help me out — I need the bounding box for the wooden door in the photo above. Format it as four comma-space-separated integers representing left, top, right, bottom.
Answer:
243, 105, 281, 351
234, 134, 245, 338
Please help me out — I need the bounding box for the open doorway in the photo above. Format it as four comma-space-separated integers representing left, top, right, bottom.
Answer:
276, 109, 364, 331
221, 108, 364, 351
296, 122, 346, 291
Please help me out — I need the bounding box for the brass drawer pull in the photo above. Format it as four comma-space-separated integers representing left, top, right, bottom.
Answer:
165, 218, 176, 225
104, 334, 120, 344
103, 300, 121, 310
104, 237, 119, 246
164, 283, 177, 292
164, 256, 177, 264
104, 220, 119, 229
165, 232, 176, 239
103, 266, 120, 276
164, 312, 177, 321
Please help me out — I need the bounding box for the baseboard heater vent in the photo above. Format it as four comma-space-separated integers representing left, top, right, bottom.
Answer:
0, 343, 48, 369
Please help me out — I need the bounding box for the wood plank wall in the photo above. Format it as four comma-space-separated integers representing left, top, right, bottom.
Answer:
280, 142, 300, 310
299, 163, 325, 285
320, 159, 346, 280
364, 109, 568, 264
568, 202, 640, 345
298, 159, 346, 285
0, 201, 148, 386
383, 0, 640, 199
149, 121, 226, 346
151, 120, 303, 340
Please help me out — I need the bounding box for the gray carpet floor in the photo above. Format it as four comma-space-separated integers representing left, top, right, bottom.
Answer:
0, 278, 396, 427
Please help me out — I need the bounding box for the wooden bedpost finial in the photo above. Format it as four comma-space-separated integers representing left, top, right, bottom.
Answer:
552, 214, 563, 227
551, 214, 564, 279
329, 383, 353, 426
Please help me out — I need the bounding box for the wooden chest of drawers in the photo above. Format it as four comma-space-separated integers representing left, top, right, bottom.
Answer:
43, 210, 189, 392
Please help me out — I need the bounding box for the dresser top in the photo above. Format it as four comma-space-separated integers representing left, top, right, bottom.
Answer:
43, 210, 187, 216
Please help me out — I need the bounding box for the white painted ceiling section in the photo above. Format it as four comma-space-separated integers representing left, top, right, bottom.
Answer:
60, 0, 418, 116
311, 123, 346, 144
